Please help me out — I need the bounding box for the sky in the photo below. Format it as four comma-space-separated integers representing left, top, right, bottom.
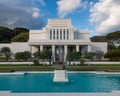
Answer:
0, 0, 120, 37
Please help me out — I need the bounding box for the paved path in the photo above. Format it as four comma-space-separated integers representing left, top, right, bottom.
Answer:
0, 91, 120, 96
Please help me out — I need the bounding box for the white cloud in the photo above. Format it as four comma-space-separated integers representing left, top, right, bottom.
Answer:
90, 0, 120, 34
38, 0, 46, 6
32, 12, 40, 18
0, 0, 45, 29
57, 0, 86, 18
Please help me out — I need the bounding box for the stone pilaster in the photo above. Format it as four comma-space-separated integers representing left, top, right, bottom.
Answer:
52, 45, 55, 62
64, 45, 67, 62
88, 45, 91, 52
40, 45, 43, 52
76, 45, 79, 52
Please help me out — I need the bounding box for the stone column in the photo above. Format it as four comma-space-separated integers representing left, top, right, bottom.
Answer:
52, 45, 55, 62
76, 45, 79, 52
64, 45, 67, 62
88, 45, 91, 52
30, 45, 33, 57
40, 45, 43, 52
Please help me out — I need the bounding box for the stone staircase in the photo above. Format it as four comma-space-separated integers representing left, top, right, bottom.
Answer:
53, 62, 67, 70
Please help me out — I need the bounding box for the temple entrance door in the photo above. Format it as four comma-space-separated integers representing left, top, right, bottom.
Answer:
55, 45, 64, 63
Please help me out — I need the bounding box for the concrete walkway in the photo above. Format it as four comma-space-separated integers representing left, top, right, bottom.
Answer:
0, 91, 120, 96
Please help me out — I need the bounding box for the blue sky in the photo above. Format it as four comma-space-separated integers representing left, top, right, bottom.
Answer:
0, 0, 120, 37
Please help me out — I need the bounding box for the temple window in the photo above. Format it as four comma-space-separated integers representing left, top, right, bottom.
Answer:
53, 29, 55, 39
60, 29, 62, 39
67, 29, 69, 39
50, 29, 52, 39
57, 29, 59, 40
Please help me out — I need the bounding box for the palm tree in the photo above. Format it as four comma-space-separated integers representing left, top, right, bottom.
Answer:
1, 47, 11, 61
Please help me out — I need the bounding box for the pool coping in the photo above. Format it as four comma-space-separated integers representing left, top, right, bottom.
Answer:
0, 71, 120, 75
0, 91, 120, 96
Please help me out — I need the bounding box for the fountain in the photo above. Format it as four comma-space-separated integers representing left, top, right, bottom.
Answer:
53, 45, 68, 82
53, 63, 68, 82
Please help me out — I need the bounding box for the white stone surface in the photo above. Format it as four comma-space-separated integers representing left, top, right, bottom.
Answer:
53, 70, 68, 82
0, 61, 119, 65
0, 18, 108, 59
91, 42, 108, 53
0, 91, 120, 96
67, 61, 120, 65
29, 19, 91, 41
89, 62, 120, 64
0, 42, 30, 54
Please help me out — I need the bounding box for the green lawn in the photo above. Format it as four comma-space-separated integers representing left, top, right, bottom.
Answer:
0, 64, 120, 72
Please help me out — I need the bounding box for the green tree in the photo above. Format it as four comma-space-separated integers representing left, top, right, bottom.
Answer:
80, 59, 85, 65
117, 46, 120, 50
0, 26, 13, 43
12, 32, 29, 42
0, 47, 11, 61
108, 43, 116, 50
84, 52, 96, 61
15, 51, 31, 61
43, 50, 52, 65
104, 50, 120, 61
33, 59, 39, 65
106, 30, 120, 41
33, 50, 52, 64
33, 51, 41, 58
95, 51, 104, 61
15, 52, 23, 61
13, 27, 29, 36
67, 51, 81, 65
22, 51, 31, 60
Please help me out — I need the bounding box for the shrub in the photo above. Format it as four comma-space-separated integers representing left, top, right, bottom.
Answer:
33, 59, 39, 65
15, 51, 31, 61
84, 52, 96, 61
0, 57, 6, 61
104, 50, 120, 61
12, 32, 29, 42
0, 47, 11, 61
80, 59, 85, 65
95, 51, 104, 60
67, 51, 81, 61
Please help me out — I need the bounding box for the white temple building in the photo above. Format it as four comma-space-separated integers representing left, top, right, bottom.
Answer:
0, 18, 107, 62
28, 18, 107, 62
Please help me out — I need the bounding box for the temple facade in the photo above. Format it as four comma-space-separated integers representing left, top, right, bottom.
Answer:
28, 18, 107, 62
0, 18, 107, 61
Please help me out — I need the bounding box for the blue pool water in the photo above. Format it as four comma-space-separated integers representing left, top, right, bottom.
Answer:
0, 73, 120, 93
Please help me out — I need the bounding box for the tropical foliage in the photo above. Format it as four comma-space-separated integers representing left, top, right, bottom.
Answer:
0, 26, 13, 43
33, 50, 52, 64
12, 32, 29, 42
0, 26, 29, 43
104, 50, 120, 61
66, 51, 81, 65
106, 30, 120, 41
67, 51, 81, 61
0, 47, 11, 61
15, 51, 31, 61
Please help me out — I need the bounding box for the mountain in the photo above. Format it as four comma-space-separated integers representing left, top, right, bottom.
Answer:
0, 26, 29, 43
90, 36, 108, 42
106, 30, 120, 41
